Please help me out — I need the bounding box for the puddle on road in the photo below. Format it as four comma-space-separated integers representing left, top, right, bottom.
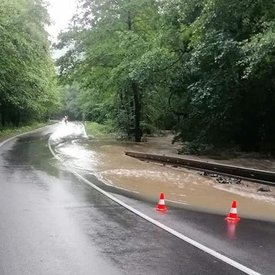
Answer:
50, 123, 275, 222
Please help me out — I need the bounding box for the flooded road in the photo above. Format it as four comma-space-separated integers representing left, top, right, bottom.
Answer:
54, 123, 275, 222
2, 122, 275, 274
1, 123, 251, 275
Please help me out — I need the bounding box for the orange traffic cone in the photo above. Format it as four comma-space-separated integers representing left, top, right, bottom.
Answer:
156, 193, 167, 212
225, 200, 240, 222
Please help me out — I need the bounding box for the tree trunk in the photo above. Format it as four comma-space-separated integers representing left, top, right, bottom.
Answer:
15, 109, 20, 127
132, 82, 142, 142
1, 104, 6, 127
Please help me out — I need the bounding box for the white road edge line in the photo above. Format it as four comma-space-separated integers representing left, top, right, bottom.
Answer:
48, 138, 261, 275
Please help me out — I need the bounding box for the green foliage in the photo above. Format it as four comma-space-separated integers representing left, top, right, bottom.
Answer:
57, 0, 175, 141
85, 121, 113, 139
0, 121, 50, 142
163, 0, 275, 152
0, 0, 60, 127
57, 0, 275, 153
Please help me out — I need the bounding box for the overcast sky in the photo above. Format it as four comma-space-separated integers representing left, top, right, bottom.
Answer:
47, 0, 78, 42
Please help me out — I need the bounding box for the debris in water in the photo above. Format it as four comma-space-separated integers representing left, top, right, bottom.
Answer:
257, 185, 271, 192
202, 172, 242, 184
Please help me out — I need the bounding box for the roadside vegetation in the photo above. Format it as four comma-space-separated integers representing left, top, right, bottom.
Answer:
0, 122, 51, 143
85, 121, 114, 139
56, 0, 275, 155
0, 0, 60, 128
1, 0, 275, 156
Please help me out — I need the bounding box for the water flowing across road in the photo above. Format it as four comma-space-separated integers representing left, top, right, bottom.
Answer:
51, 122, 275, 222
1, 123, 275, 274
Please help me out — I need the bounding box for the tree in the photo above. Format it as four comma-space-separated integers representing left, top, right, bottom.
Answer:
162, 0, 275, 152
57, 0, 275, 153
57, 0, 174, 141
0, 0, 60, 127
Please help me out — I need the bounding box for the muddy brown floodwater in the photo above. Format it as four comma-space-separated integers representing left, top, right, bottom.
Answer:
87, 136, 275, 222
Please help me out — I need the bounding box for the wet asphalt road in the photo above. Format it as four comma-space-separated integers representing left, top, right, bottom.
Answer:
0, 125, 274, 274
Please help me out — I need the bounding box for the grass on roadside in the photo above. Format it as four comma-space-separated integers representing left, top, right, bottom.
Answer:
84, 121, 114, 139
0, 122, 50, 143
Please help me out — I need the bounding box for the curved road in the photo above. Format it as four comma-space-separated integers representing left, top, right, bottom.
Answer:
0, 124, 274, 274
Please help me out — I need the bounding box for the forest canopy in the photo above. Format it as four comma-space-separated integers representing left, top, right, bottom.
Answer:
56, 0, 275, 152
0, 0, 60, 127
2, 0, 273, 153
